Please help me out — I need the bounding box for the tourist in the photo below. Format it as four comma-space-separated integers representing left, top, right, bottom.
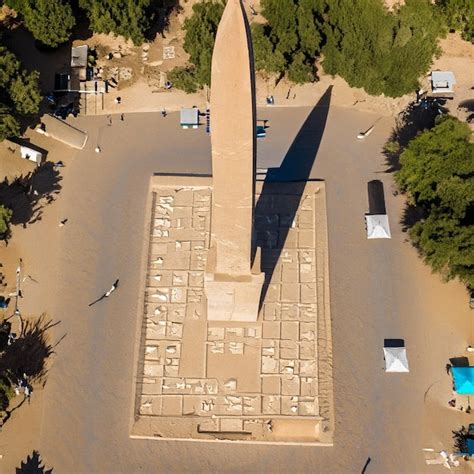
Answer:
105, 279, 119, 297
121, 113, 124, 121
95, 146, 101, 153
59, 219, 68, 227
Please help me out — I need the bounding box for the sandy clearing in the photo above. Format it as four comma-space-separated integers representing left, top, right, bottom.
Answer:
0, 105, 471, 472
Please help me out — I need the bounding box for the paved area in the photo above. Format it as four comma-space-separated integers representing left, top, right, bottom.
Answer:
1, 104, 472, 472
132, 179, 333, 443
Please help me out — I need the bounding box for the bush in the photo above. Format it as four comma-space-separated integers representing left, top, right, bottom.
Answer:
321, 0, 444, 97
0, 44, 41, 141
252, 0, 321, 83
79, 0, 152, 46
9, 0, 75, 47
436, 0, 474, 43
167, 67, 198, 94
0, 205, 12, 235
395, 116, 474, 287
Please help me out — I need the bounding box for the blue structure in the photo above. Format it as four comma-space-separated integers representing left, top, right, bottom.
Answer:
452, 367, 474, 394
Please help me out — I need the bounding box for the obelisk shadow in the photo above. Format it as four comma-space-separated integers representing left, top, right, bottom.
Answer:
254, 86, 332, 309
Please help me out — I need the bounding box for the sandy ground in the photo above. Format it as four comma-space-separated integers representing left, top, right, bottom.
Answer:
0, 102, 471, 472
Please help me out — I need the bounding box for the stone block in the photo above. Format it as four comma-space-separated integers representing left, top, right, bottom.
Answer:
300, 360, 317, 377
261, 355, 278, 374
262, 376, 280, 394
300, 322, 316, 341
281, 376, 300, 396
280, 340, 298, 359
300, 284, 316, 304
299, 341, 315, 360
281, 264, 298, 283
262, 321, 280, 339
281, 321, 299, 341
262, 395, 280, 414
281, 284, 299, 303
281, 396, 299, 415
220, 418, 244, 432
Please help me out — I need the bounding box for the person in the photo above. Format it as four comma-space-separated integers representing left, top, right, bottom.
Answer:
161, 109, 167, 118
54, 161, 64, 168
105, 279, 119, 297
448, 399, 456, 407
120, 113, 124, 121
59, 219, 68, 227
446, 363, 452, 374
95, 146, 101, 153
107, 115, 112, 126
114, 96, 122, 105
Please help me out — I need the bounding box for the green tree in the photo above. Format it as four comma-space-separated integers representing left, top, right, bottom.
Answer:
0, 106, 20, 141
252, 0, 321, 82
13, 0, 75, 47
436, 0, 474, 43
0, 205, 12, 235
395, 116, 474, 287
167, 67, 198, 94
321, 0, 444, 97
79, 0, 152, 46
0, 44, 41, 141
9, 71, 41, 115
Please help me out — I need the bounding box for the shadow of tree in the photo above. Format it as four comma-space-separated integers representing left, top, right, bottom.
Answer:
0, 162, 62, 233
383, 100, 444, 173
16, 450, 53, 474
400, 203, 426, 232
0, 315, 60, 385
452, 426, 469, 454
145, 0, 182, 41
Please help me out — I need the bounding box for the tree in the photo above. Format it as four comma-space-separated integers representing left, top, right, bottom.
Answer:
167, 67, 198, 94
0, 106, 20, 141
251, 0, 321, 82
79, 0, 152, 46
11, 0, 75, 47
395, 116, 474, 287
321, 0, 444, 97
436, 0, 474, 43
0, 44, 41, 141
0, 205, 12, 235
9, 71, 41, 115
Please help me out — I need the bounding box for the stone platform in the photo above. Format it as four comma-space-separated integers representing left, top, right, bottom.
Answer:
130, 175, 334, 444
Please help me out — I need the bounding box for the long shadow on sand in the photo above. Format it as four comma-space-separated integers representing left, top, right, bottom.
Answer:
254, 86, 332, 307
0, 162, 62, 238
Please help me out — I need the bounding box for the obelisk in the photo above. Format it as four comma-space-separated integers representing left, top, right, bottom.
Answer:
204, 0, 264, 321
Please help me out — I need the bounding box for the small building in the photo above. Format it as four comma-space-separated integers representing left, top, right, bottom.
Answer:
365, 214, 391, 239
71, 45, 88, 81
180, 108, 199, 129
20, 146, 43, 165
431, 71, 456, 96
37, 114, 88, 150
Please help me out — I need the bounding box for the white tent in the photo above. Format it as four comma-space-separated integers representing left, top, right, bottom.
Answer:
383, 347, 409, 373
365, 214, 391, 239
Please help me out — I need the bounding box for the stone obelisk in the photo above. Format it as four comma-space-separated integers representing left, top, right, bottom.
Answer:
204, 0, 264, 321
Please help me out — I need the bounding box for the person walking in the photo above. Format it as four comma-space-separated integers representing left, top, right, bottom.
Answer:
59, 219, 68, 227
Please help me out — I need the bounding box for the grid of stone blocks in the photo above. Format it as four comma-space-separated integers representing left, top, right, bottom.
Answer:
134, 182, 332, 441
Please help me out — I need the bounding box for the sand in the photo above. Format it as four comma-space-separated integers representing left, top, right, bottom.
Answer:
0, 104, 471, 472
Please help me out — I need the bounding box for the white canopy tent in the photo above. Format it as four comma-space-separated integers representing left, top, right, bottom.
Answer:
383, 347, 409, 373
365, 214, 391, 239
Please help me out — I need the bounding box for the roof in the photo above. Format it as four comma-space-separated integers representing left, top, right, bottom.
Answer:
452, 367, 474, 394
365, 214, 391, 239
71, 45, 88, 68
40, 114, 88, 150
383, 347, 409, 373
431, 71, 456, 93
180, 108, 199, 126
